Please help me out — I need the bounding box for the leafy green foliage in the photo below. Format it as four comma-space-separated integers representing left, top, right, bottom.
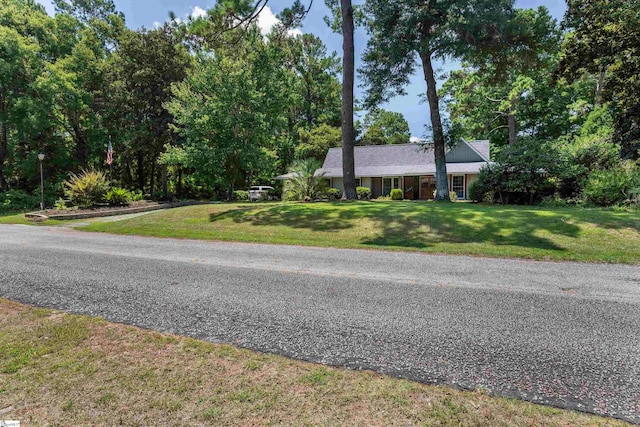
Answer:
389, 189, 403, 200
359, 109, 410, 146
63, 169, 108, 207
105, 187, 132, 206
583, 161, 640, 206
283, 158, 327, 202
325, 187, 341, 200
166, 27, 290, 198
296, 124, 341, 161
0, 190, 40, 212
356, 186, 371, 200
469, 138, 567, 204
560, 0, 640, 159
233, 190, 249, 202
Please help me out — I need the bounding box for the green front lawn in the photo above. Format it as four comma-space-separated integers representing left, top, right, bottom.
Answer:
77, 201, 640, 264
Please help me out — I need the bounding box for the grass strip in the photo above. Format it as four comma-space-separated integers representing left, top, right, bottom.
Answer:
0, 298, 629, 426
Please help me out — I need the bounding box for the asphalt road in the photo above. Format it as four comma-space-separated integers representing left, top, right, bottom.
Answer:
1, 224, 639, 423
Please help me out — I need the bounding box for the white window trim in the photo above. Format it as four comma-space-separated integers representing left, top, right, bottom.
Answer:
382, 176, 402, 196
452, 174, 465, 199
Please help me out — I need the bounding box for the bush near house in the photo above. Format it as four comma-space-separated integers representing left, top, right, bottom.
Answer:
325, 188, 342, 200
356, 186, 371, 200
390, 189, 403, 200
233, 190, 249, 202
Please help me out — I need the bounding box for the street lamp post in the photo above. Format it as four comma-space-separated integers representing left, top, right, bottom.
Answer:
38, 153, 45, 210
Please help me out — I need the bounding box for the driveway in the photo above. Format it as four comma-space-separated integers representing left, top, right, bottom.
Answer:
1, 224, 639, 423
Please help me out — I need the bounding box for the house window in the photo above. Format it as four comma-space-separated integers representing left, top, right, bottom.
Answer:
355, 178, 361, 187
452, 175, 465, 199
382, 177, 400, 196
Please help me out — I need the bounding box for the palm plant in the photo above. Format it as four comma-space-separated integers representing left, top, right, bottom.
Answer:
283, 158, 328, 201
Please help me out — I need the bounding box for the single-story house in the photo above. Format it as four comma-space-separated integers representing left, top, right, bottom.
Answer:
318, 140, 489, 200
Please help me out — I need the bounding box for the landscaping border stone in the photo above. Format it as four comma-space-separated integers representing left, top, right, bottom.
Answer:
25, 201, 209, 221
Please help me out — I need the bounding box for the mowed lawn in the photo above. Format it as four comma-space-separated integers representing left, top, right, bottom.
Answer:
78, 201, 640, 264
0, 299, 629, 426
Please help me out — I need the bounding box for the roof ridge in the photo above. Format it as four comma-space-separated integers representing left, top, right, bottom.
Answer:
328, 143, 432, 150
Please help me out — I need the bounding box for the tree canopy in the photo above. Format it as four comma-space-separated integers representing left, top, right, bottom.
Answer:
361, 0, 519, 200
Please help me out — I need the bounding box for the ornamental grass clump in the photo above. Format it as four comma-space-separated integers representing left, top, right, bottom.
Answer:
283, 158, 327, 201
64, 169, 109, 208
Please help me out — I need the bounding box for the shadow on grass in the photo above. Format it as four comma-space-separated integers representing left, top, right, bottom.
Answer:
209, 203, 356, 232
361, 203, 581, 252
209, 202, 586, 252
566, 207, 640, 232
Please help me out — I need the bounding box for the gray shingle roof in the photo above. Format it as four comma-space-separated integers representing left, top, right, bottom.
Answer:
320, 141, 489, 178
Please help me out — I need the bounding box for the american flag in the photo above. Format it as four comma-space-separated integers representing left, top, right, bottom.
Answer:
107, 140, 113, 165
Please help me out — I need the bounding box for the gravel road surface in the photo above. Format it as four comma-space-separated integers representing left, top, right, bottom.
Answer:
1, 224, 639, 422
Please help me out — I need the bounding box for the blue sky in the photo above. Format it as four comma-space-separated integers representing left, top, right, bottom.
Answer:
35, 0, 567, 138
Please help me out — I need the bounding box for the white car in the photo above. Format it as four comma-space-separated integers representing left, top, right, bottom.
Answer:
249, 185, 275, 201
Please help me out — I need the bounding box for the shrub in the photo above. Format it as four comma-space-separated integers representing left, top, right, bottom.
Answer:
130, 190, 145, 202
64, 169, 109, 208
390, 188, 403, 200
54, 198, 68, 211
469, 138, 566, 205
0, 190, 40, 212
583, 161, 640, 206
449, 191, 458, 202
467, 180, 484, 203
105, 187, 133, 206
325, 187, 342, 200
356, 186, 371, 200
233, 190, 249, 201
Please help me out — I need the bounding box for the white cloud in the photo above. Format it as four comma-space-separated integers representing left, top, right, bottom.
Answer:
256, 6, 279, 35
257, 6, 302, 37
191, 6, 208, 19
153, 21, 161, 28
165, 5, 302, 38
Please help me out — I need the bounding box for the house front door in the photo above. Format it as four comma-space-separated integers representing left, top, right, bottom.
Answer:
420, 176, 436, 199
371, 177, 382, 198
404, 176, 419, 200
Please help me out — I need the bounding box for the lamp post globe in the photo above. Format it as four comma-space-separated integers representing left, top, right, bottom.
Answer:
38, 153, 45, 210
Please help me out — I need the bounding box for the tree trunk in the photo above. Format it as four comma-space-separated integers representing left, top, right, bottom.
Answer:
340, 0, 357, 200
419, 51, 449, 201
149, 159, 156, 198
596, 67, 605, 106
0, 96, 8, 191
227, 183, 234, 202
304, 74, 313, 127
508, 95, 517, 145
125, 156, 133, 187
137, 150, 145, 192
177, 168, 182, 197
72, 124, 88, 169
161, 164, 168, 200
